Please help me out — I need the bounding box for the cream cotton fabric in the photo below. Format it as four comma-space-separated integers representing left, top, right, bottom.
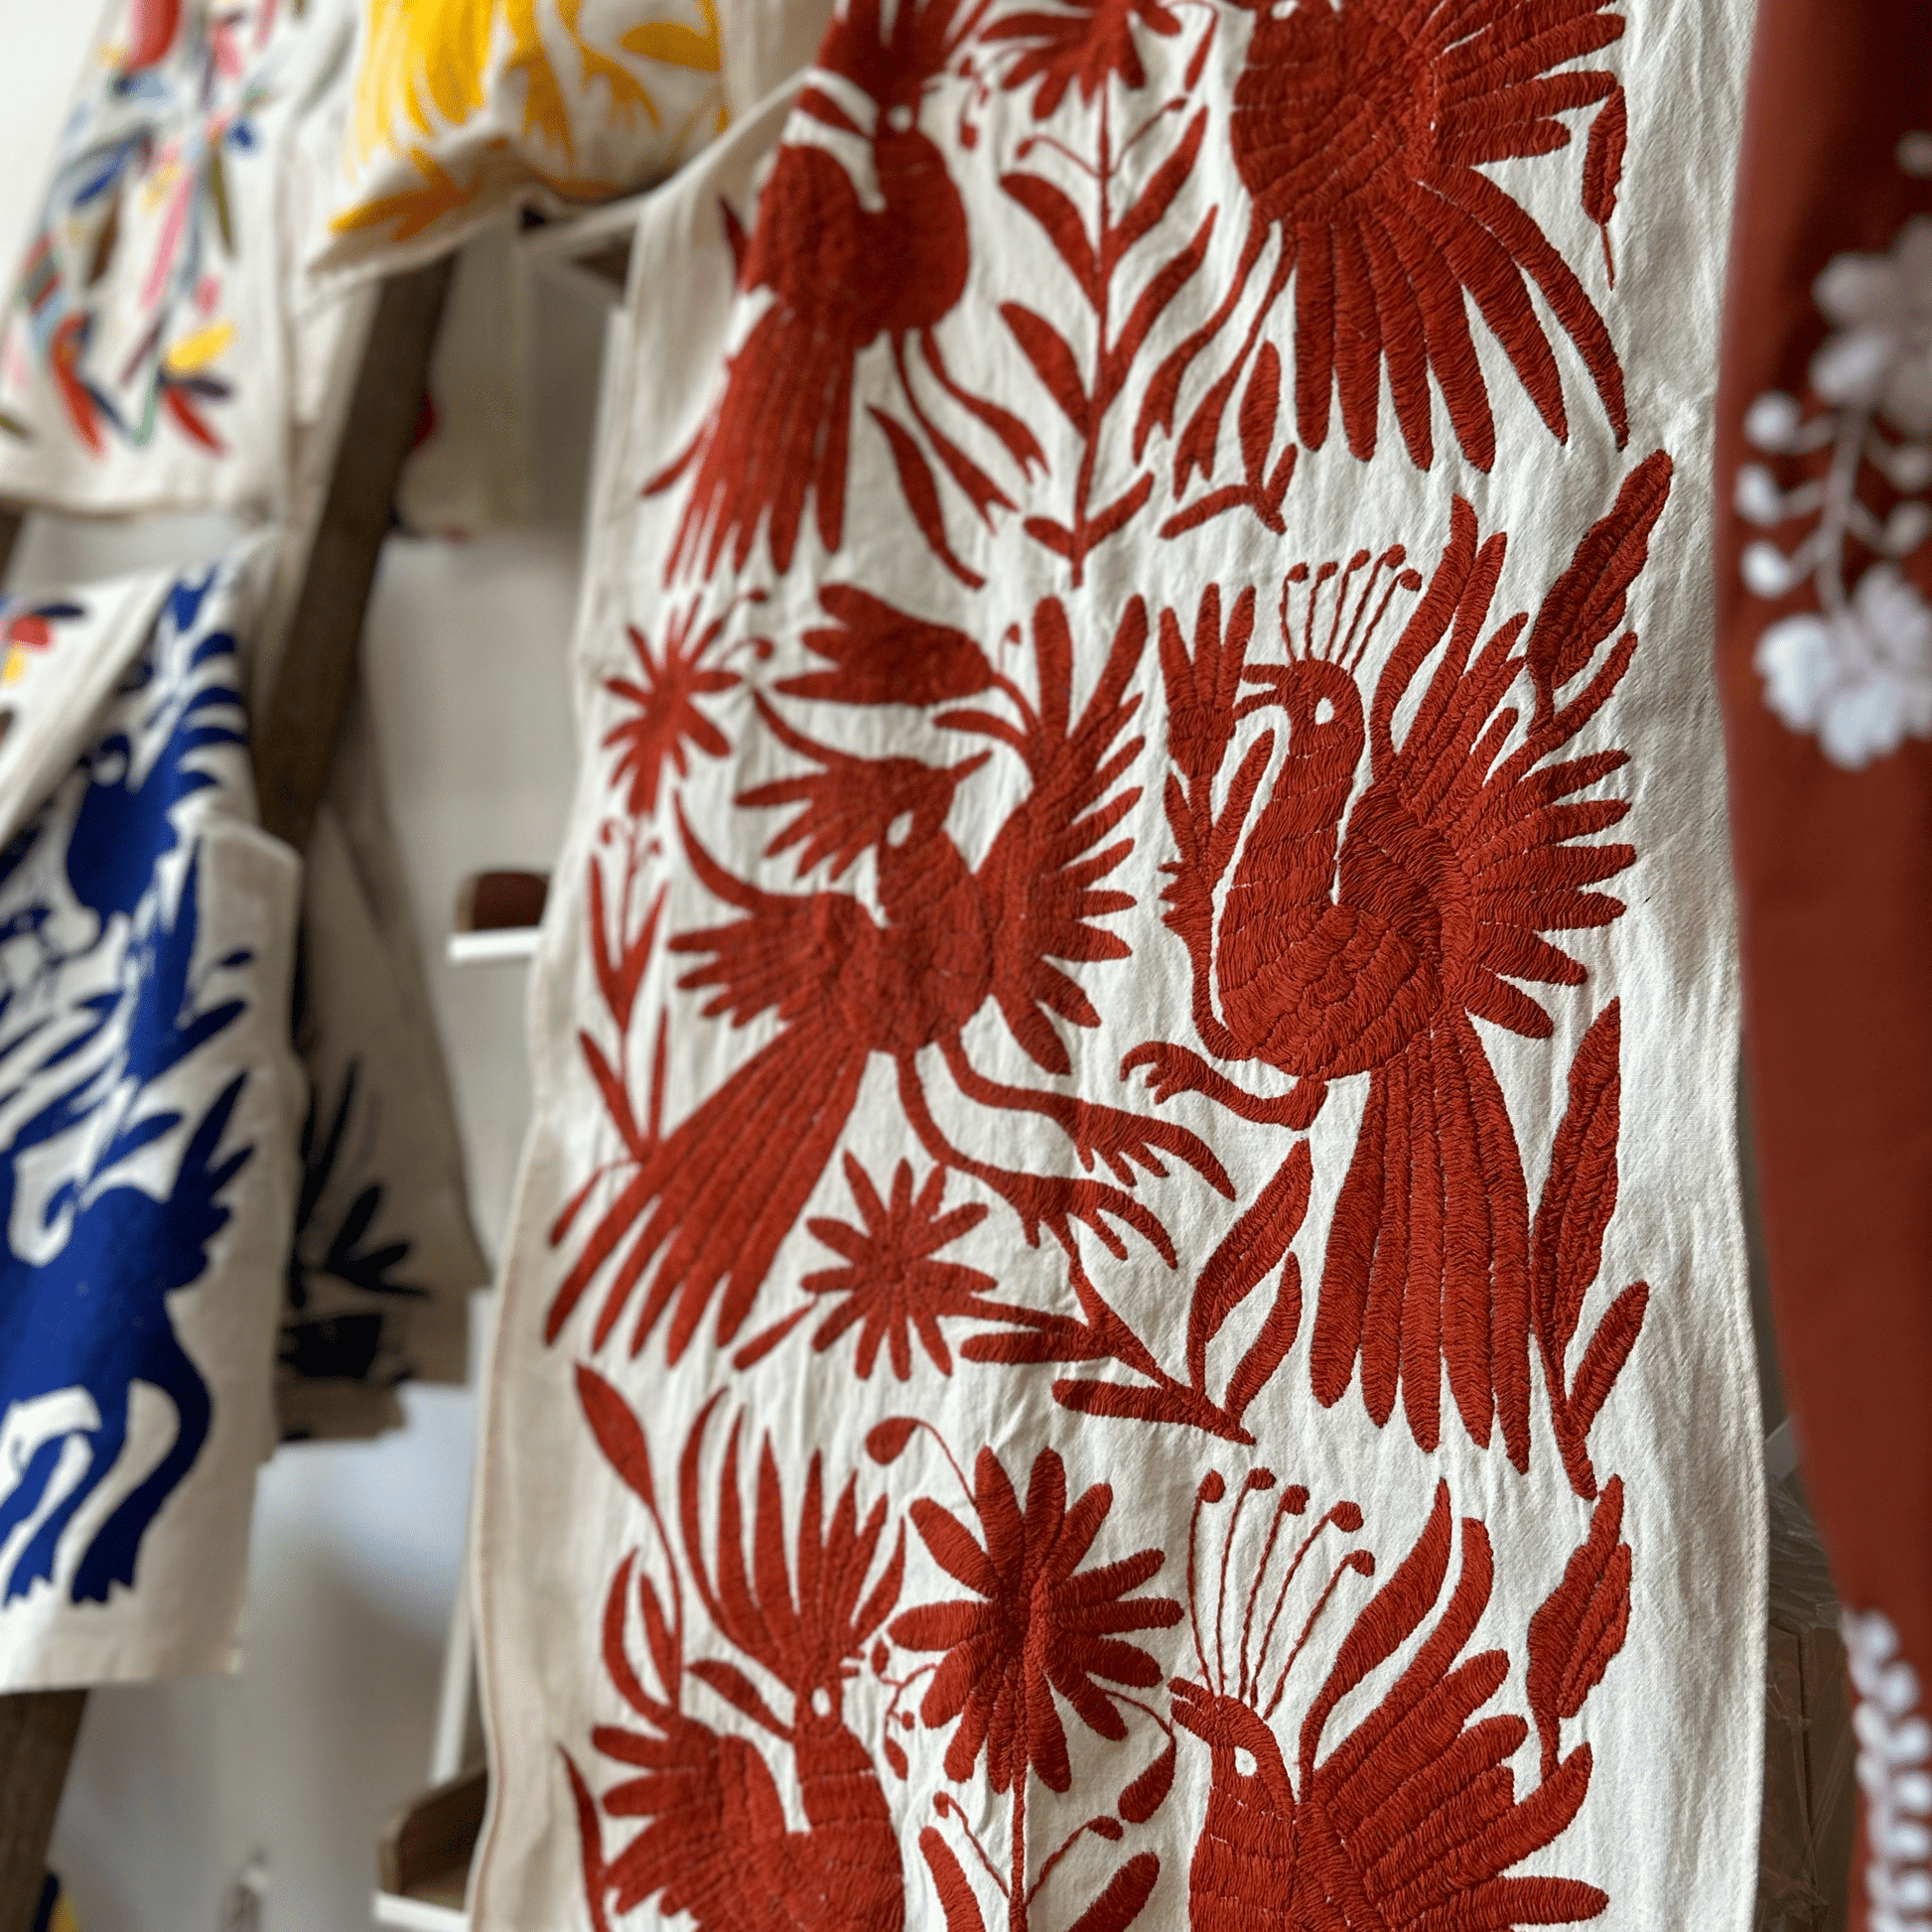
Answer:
475, 5, 1767, 1928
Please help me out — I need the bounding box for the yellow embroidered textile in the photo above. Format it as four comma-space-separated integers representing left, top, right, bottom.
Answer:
314, 0, 727, 279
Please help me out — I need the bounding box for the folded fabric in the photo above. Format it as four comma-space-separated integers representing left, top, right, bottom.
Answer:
309, 0, 734, 285
0, 0, 357, 517
0, 543, 303, 1690
1714, 5, 1932, 1927
279, 694, 486, 1442
473, 4, 1766, 1927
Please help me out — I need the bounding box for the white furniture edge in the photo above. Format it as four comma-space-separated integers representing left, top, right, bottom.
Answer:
373, 1890, 469, 1932
447, 928, 541, 966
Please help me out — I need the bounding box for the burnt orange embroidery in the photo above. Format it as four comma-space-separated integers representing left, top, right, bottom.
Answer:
602, 601, 748, 817
1138, 0, 1630, 483
1532, 1003, 1649, 1500
734, 1155, 1012, 1379
987, 0, 1182, 119
645, 0, 1040, 588
1171, 1473, 1616, 1931
884, 1429, 1181, 1931
1581, 86, 1627, 284
1526, 1476, 1630, 1784
566, 1373, 908, 1930
546, 593, 1231, 1365
1128, 455, 1670, 1473
996, 87, 1218, 579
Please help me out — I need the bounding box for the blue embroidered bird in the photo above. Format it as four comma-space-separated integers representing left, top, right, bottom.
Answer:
0, 1068, 250, 1602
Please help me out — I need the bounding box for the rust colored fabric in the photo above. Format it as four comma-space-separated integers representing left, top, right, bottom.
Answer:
1716, 2, 1932, 1922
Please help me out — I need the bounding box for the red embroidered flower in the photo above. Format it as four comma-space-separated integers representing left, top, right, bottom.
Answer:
803, 1156, 1006, 1379
986, 0, 1180, 118
889, 1446, 1181, 1792
602, 608, 737, 816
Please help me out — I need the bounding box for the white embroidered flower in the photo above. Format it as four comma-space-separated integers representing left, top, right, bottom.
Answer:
1845, 1609, 1932, 1932
1811, 215, 1932, 436
1756, 565, 1932, 767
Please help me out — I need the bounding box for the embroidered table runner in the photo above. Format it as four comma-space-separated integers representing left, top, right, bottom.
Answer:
1716, 4, 1932, 1925
0, 547, 304, 1689
476, 3, 1767, 1925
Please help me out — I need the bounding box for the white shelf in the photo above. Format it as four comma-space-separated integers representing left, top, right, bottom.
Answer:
373, 1890, 468, 1932
446, 928, 541, 966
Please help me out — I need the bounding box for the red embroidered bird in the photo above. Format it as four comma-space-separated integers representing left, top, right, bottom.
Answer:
1170, 1474, 1619, 1932
567, 1384, 908, 1932
1138, 0, 1629, 484
647, 0, 1039, 584
1126, 454, 1671, 1467
547, 590, 1232, 1364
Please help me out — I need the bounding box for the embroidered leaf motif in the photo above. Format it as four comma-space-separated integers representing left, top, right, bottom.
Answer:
1004, 171, 1102, 301
873, 406, 987, 590
1583, 88, 1628, 283
1527, 1478, 1631, 1781
1117, 1731, 1175, 1823
1066, 1853, 1160, 1932
1185, 1140, 1310, 1386
783, 586, 996, 706
1004, 303, 1092, 430
576, 1364, 657, 1513
1114, 109, 1205, 264
1532, 1002, 1650, 1497
920, 1827, 988, 1932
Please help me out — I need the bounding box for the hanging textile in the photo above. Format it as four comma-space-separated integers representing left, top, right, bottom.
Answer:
1715, 5, 1932, 1927
310, 0, 732, 283
0, 0, 356, 518
0, 0, 496, 1442
279, 692, 485, 1442
474, 4, 1767, 1928
0, 544, 303, 1690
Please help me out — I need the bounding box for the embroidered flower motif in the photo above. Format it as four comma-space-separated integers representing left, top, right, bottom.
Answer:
889, 1445, 1181, 1793
1810, 215, 1932, 437
797, 1157, 1003, 1380
1756, 566, 1932, 768
602, 607, 738, 816
985, 0, 1180, 118
1843, 1607, 1932, 1932
1737, 153, 1932, 768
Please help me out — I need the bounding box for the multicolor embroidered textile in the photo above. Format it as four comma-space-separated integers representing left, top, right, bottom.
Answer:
1716, 4, 1932, 1925
0, 0, 355, 516
475, 5, 1766, 1927
309, 0, 734, 282
0, 545, 304, 1690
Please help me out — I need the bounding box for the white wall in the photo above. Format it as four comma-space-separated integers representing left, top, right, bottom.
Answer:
0, 8, 592, 1927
